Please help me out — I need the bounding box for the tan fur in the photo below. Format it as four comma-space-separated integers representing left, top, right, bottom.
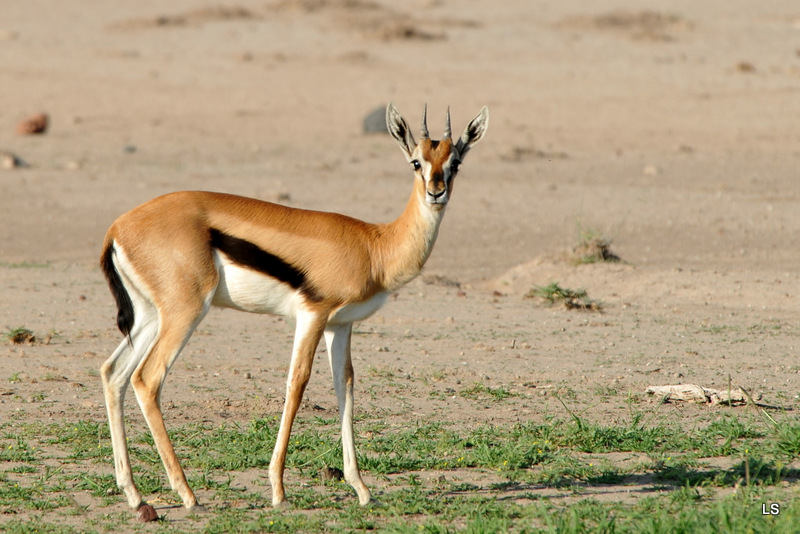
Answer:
105, 189, 437, 306
420, 138, 453, 173
99, 104, 488, 512
419, 138, 453, 199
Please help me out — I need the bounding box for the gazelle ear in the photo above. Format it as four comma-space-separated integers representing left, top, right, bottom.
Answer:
386, 103, 416, 160
455, 106, 489, 158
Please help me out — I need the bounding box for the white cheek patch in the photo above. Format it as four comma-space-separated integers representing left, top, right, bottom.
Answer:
422, 163, 434, 186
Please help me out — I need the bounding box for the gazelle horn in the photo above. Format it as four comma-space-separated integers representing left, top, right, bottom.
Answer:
420, 103, 429, 139
443, 106, 452, 139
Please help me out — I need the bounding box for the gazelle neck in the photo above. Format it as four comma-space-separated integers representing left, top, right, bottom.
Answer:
373, 186, 445, 292
375, 102, 489, 295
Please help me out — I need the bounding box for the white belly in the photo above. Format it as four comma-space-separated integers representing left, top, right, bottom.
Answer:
211, 252, 389, 324
328, 292, 389, 325
211, 252, 302, 316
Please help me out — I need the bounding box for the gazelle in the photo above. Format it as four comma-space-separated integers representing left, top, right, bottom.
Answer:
99, 103, 488, 513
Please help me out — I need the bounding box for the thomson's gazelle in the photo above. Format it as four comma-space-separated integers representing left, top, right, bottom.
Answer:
100, 103, 488, 513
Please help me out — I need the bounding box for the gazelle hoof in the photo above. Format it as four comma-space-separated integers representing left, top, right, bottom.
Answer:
187, 502, 208, 514
361, 496, 380, 507
272, 498, 291, 510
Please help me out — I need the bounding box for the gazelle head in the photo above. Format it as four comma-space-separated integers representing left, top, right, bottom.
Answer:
386, 103, 489, 210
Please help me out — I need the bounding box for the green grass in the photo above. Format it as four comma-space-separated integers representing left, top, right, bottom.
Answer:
526, 282, 602, 311
571, 228, 621, 265
459, 382, 517, 401
0, 261, 50, 269
1, 407, 799, 533
3, 326, 37, 344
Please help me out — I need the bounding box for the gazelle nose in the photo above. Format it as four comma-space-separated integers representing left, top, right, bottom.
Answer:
429, 189, 446, 199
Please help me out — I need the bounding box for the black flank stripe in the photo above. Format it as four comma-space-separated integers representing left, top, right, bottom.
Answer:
209, 228, 322, 301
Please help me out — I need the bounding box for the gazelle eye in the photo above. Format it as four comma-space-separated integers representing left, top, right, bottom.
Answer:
411, 160, 421, 171
450, 160, 461, 173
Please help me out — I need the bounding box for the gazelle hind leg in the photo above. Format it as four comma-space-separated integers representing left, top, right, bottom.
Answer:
100, 307, 160, 509
129, 297, 212, 510
324, 323, 372, 505
269, 308, 328, 507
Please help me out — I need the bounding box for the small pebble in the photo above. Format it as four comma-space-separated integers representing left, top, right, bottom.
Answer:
136, 503, 158, 523
16, 113, 48, 135
319, 466, 344, 481
1, 152, 24, 169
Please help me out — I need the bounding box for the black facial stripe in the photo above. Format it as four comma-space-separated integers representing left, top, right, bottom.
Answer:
448, 160, 460, 179
209, 228, 322, 301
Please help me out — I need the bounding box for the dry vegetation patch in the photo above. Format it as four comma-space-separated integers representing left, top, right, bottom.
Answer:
4, 327, 36, 345
555, 10, 694, 42
525, 282, 603, 311
571, 231, 621, 265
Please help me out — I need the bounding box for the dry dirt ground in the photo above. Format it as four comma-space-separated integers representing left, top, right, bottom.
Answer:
2, 0, 800, 527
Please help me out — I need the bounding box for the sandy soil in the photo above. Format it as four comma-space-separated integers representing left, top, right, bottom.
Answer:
2, 0, 800, 524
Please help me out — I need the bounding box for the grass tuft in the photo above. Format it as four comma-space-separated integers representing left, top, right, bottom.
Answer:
526, 282, 603, 311
4, 326, 36, 344
572, 228, 621, 264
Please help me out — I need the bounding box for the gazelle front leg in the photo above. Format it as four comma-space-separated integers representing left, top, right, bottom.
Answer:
324, 323, 372, 506
269, 309, 328, 507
